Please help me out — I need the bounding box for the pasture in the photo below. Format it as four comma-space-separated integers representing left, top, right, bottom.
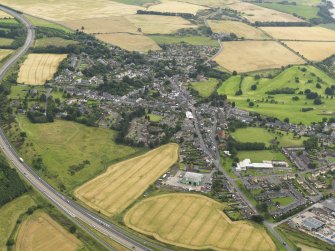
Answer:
147, 1, 208, 15
75, 144, 179, 216
228, 2, 303, 23
261, 26, 335, 41
150, 35, 219, 46
217, 65, 335, 124
0, 195, 35, 251
0, 49, 13, 61
34, 37, 78, 48
25, 15, 73, 32
0, 38, 14, 47
176, 0, 239, 7
213, 41, 305, 73
191, 78, 218, 97
256, 3, 319, 19
17, 54, 67, 85
124, 193, 276, 251
15, 212, 82, 251
125, 15, 197, 34
284, 41, 335, 61
208, 20, 269, 40
14, 116, 144, 192
96, 33, 161, 52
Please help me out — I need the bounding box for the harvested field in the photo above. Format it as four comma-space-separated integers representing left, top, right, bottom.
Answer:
174, 0, 239, 7
126, 15, 197, 34
60, 16, 139, 34
208, 20, 269, 40
96, 33, 160, 52
15, 212, 82, 251
147, 0, 208, 15
229, 2, 303, 23
0, 10, 13, 19
0, 49, 13, 60
284, 41, 335, 61
17, 54, 67, 85
214, 41, 305, 73
261, 26, 335, 41
75, 144, 179, 216
125, 193, 276, 251
0, 0, 143, 22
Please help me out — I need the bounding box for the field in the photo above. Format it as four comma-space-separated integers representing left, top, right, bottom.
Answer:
34, 37, 78, 48
208, 20, 269, 40
24, 15, 73, 33
237, 150, 288, 163
213, 41, 305, 73
96, 33, 161, 52
15, 116, 144, 192
176, 0, 239, 7
148, 114, 163, 122
125, 15, 197, 34
0, 195, 35, 251
231, 127, 306, 147
261, 27, 335, 41
147, 1, 208, 15
228, 2, 303, 23
75, 144, 179, 216
124, 193, 276, 251
150, 35, 219, 46
271, 197, 294, 206
217, 65, 335, 124
256, 3, 319, 19
15, 212, 82, 251
284, 41, 335, 61
0, 10, 13, 19
17, 54, 67, 85
0, 49, 13, 61
0, 38, 14, 47
191, 78, 218, 97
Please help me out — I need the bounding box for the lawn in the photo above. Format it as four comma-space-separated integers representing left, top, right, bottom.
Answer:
218, 65, 335, 124
13, 116, 145, 192
256, 3, 319, 19
237, 150, 288, 163
0, 195, 35, 251
271, 196, 294, 206
150, 35, 219, 47
34, 37, 78, 48
148, 113, 163, 122
191, 78, 218, 98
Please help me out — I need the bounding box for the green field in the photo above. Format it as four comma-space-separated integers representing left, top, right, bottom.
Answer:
271, 197, 294, 206
24, 15, 73, 33
0, 19, 18, 25
0, 195, 35, 251
237, 150, 288, 163
148, 113, 163, 122
35, 37, 78, 48
191, 78, 218, 97
13, 116, 145, 192
320, 23, 335, 31
231, 127, 306, 147
257, 3, 319, 19
218, 66, 335, 124
150, 35, 219, 47
0, 37, 14, 47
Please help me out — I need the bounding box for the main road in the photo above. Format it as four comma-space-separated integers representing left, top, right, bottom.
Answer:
0, 5, 172, 251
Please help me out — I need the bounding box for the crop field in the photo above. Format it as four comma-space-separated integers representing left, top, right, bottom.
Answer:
217, 65, 335, 124
0, 10, 13, 19
0, 195, 35, 251
0, 49, 13, 61
208, 20, 269, 40
191, 78, 218, 97
96, 33, 161, 52
213, 41, 305, 73
231, 127, 306, 147
256, 3, 319, 19
284, 41, 335, 61
0, 38, 14, 47
34, 37, 78, 48
125, 193, 276, 251
17, 54, 67, 85
75, 144, 179, 216
15, 212, 82, 251
150, 35, 219, 46
228, 2, 303, 23
147, 1, 208, 15
15, 116, 144, 192
125, 15, 197, 34
261, 27, 335, 41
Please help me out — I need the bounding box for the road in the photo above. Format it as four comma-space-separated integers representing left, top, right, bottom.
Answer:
0, 6, 173, 251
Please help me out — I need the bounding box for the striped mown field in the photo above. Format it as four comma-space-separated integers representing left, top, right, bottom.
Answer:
125, 193, 276, 251
75, 144, 179, 216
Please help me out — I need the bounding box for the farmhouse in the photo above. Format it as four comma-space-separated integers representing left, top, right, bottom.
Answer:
180, 172, 203, 186
236, 159, 274, 171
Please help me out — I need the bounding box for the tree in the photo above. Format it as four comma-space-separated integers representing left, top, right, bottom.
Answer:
303, 137, 318, 151
284, 118, 290, 123
69, 225, 77, 234
249, 101, 254, 107
251, 84, 257, 90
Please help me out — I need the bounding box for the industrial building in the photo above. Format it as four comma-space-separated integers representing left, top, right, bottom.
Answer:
180, 172, 203, 186
302, 217, 325, 231
236, 159, 274, 171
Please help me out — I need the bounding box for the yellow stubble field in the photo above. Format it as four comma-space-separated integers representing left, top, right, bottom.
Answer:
147, 0, 208, 15
214, 41, 305, 73
124, 193, 276, 251
0, 49, 13, 61
15, 212, 82, 251
285, 41, 335, 61
75, 144, 179, 216
17, 53, 67, 85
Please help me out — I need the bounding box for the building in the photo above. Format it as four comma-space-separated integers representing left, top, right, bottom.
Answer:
180, 172, 203, 186
236, 159, 273, 171
186, 111, 194, 120
302, 217, 325, 231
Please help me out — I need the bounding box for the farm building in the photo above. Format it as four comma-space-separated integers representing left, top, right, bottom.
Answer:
180, 172, 203, 186
302, 217, 325, 231
236, 159, 273, 171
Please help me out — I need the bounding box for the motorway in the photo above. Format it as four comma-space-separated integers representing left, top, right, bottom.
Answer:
0, 6, 173, 251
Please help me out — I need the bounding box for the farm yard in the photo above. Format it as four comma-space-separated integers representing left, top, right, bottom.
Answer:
75, 144, 179, 216
284, 41, 335, 61
15, 212, 82, 251
124, 193, 276, 251
17, 54, 67, 85
213, 41, 305, 73
147, 1, 208, 15
208, 20, 269, 40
